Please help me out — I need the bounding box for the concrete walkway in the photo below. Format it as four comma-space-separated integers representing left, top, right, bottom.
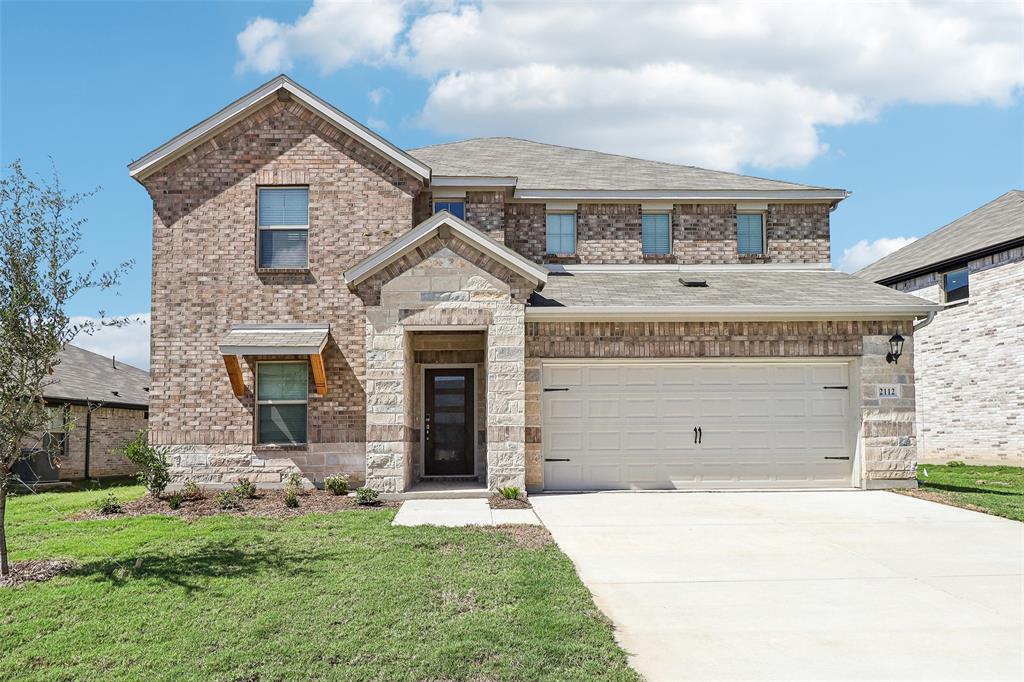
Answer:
531, 491, 1024, 682
392, 498, 541, 526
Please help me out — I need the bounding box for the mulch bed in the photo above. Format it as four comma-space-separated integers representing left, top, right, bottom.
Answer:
487, 495, 531, 510
0, 559, 76, 588
70, 489, 400, 521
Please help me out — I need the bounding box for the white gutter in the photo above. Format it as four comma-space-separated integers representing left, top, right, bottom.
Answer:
514, 189, 850, 201
913, 310, 938, 332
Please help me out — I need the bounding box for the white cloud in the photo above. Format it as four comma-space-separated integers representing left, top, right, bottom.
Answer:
839, 237, 917, 273
366, 116, 389, 131
70, 313, 151, 370
368, 87, 389, 106
236, 0, 1024, 169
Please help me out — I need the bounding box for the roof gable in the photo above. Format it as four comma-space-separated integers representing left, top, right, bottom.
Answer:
857, 190, 1024, 283
129, 75, 430, 182
343, 211, 548, 289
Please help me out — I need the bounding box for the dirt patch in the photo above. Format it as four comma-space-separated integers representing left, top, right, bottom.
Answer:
0, 559, 76, 588
892, 489, 999, 518
488, 495, 531, 510
69, 489, 399, 521
480, 524, 554, 549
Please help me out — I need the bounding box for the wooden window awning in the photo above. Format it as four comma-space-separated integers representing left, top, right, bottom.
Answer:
217, 325, 330, 397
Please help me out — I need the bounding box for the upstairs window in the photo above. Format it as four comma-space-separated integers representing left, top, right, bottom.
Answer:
258, 187, 309, 269
256, 362, 308, 445
642, 213, 671, 255
433, 200, 465, 220
546, 213, 576, 254
943, 267, 969, 303
737, 213, 765, 255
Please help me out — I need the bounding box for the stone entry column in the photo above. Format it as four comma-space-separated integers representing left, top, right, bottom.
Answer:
364, 309, 413, 493
485, 303, 527, 490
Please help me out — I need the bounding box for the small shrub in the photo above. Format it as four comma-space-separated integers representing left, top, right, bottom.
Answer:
167, 492, 184, 510
121, 430, 170, 497
181, 481, 203, 500
324, 474, 350, 496
947, 460, 966, 467
355, 486, 379, 506
216, 490, 243, 511
233, 477, 257, 499
287, 473, 309, 495
284, 488, 300, 508
95, 493, 123, 515
497, 486, 521, 501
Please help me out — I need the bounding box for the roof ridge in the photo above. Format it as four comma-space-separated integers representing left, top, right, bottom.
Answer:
410, 136, 824, 190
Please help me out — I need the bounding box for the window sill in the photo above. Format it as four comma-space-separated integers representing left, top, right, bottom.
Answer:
256, 267, 311, 275
942, 299, 969, 309
253, 443, 309, 453
642, 253, 675, 263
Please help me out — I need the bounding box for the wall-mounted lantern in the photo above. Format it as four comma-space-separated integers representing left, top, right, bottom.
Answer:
885, 333, 905, 364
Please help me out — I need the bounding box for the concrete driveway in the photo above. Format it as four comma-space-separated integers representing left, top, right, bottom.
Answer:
531, 491, 1024, 681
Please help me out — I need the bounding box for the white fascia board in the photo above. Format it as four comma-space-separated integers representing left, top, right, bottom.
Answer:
343, 212, 547, 287
431, 176, 517, 187
525, 304, 941, 321
129, 75, 430, 182
514, 189, 850, 201
546, 262, 833, 273
219, 344, 326, 356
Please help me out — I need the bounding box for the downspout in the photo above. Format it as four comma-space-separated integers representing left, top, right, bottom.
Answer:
84, 406, 92, 480
913, 310, 937, 332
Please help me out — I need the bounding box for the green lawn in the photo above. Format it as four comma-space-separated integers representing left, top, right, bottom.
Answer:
904, 463, 1024, 522
0, 484, 639, 681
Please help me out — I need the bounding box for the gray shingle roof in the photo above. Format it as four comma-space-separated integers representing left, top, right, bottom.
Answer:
529, 269, 937, 312
43, 344, 149, 407
857, 190, 1024, 284
218, 325, 329, 355
409, 137, 834, 192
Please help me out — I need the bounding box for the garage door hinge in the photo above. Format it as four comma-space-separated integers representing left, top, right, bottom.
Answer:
544, 458, 571, 462
823, 385, 849, 390
543, 387, 570, 392
823, 456, 851, 460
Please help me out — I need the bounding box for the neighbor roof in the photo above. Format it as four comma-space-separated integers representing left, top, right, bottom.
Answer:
218, 325, 330, 356
857, 190, 1024, 284
43, 344, 149, 407
128, 75, 430, 182
409, 137, 846, 197
528, 268, 938, 320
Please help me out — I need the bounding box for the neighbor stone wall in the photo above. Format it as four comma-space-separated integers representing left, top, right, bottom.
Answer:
524, 319, 917, 491
143, 96, 423, 487
890, 247, 1024, 464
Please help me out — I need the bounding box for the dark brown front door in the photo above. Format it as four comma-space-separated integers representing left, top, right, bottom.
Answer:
424, 368, 474, 476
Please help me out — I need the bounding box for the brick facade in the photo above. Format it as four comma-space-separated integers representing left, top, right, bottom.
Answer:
524, 320, 917, 491
26, 404, 146, 480
890, 246, 1024, 464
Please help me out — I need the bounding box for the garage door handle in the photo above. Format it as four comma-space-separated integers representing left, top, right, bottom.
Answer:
544, 387, 570, 392
698, 427, 702, 444
823, 456, 850, 460
694, 427, 698, 444
545, 458, 571, 462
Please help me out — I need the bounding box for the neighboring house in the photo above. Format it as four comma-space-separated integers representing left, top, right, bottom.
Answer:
16, 344, 149, 484
857, 191, 1024, 465
129, 75, 938, 494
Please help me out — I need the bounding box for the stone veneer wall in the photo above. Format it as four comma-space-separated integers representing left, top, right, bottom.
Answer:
524, 320, 916, 491
890, 246, 1024, 464
356, 236, 534, 492
142, 96, 423, 486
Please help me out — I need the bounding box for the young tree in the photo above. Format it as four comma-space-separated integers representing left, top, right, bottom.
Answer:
0, 160, 132, 577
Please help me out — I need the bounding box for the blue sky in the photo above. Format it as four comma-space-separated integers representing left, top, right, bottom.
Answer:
2, 1, 1022, 368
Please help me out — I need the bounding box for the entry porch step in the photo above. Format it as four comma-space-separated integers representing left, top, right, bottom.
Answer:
382, 480, 491, 501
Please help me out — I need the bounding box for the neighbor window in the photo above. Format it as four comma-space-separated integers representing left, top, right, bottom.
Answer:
642, 213, 671, 255
737, 213, 765, 255
943, 267, 969, 303
258, 187, 309, 269
546, 213, 576, 254
433, 200, 465, 220
256, 362, 308, 445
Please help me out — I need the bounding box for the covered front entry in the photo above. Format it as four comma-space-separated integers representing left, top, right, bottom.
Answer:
423, 366, 477, 477
542, 361, 856, 490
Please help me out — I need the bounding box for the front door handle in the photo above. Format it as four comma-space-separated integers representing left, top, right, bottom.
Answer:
694, 427, 698, 444
698, 427, 702, 444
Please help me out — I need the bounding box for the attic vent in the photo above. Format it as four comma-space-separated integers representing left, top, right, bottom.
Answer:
111, 391, 120, 397
680, 278, 708, 287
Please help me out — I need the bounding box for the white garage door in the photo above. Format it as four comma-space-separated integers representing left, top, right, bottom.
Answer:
542, 362, 855, 490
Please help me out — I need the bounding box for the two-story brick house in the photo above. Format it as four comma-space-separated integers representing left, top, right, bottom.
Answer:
858, 190, 1023, 465
130, 75, 938, 494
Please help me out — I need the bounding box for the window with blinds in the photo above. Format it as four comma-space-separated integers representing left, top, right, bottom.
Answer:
546, 213, 576, 254
256, 362, 308, 445
642, 213, 671, 255
258, 187, 309, 268
433, 200, 465, 219
737, 213, 765, 254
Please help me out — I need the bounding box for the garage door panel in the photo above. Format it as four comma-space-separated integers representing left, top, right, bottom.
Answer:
543, 362, 854, 491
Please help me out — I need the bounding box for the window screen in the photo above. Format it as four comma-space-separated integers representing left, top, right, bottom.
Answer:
737, 214, 764, 254
642, 213, 671, 255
